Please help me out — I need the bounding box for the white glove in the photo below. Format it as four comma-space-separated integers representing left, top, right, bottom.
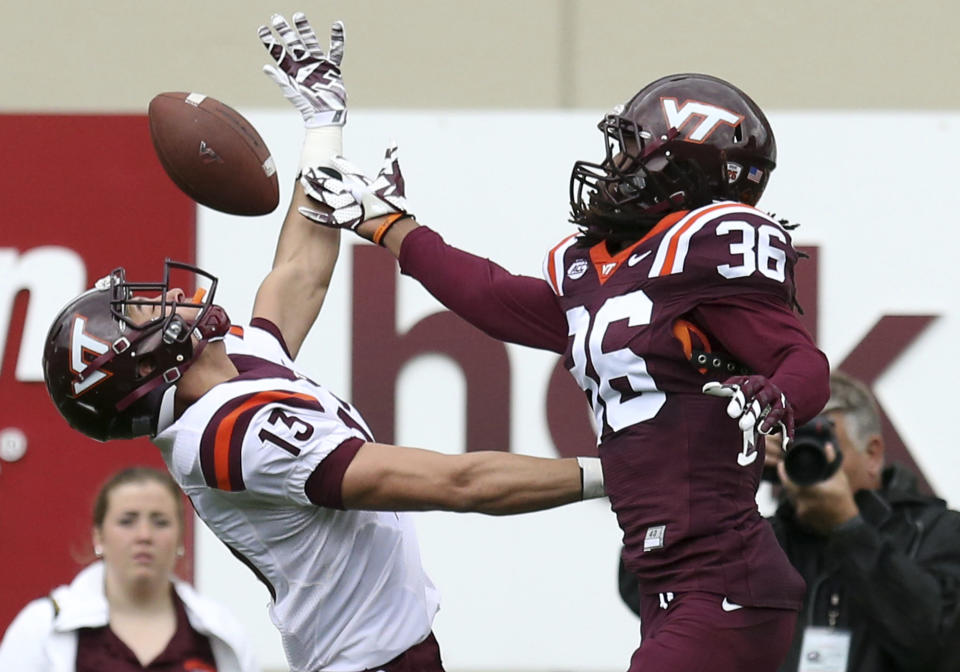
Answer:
298, 143, 411, 235
365, 142, 408, 215
297, 162, 367, 230
258, 13, 346, 169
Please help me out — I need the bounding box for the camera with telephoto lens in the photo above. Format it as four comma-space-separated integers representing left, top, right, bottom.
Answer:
783, 414, 844, 486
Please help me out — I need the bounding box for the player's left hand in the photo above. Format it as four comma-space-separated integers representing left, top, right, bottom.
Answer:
259, 13, 346, 127
703, 375, 795, 441
299, 143, 411, 233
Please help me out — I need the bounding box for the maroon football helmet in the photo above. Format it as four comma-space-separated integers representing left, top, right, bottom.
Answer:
42, 260, 230, 441
570, 73, 777, 241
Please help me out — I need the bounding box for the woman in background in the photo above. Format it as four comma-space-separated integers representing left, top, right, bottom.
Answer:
0, 466, 259, 671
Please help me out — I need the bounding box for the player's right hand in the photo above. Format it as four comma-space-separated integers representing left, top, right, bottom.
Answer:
702, 375, 795, 443
259, 13, 346, 128
299, 143, 411, 233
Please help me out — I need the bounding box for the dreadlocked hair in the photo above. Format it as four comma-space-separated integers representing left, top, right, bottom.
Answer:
762, 212, 807, 314
571, 156, 720, 250
766, 212, 801, 231
571, 206, 662, 249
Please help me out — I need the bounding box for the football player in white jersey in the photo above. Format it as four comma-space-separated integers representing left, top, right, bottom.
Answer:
40, 14, 605, 672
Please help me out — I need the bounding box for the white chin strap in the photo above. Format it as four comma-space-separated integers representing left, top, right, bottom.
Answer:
155, 385, 178, 435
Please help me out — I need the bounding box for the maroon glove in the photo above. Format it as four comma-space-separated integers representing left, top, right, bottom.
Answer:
703, 375, 795, 441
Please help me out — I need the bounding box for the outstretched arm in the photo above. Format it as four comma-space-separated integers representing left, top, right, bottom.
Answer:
340, 442, 605, 515
356, 212, 418, 257
254, 185, 341, 359
252, 13, 348, 358
397, 225, 568, 352
298, 151, 569, 352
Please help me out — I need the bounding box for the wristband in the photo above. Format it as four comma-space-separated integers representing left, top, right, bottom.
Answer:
299, 126, 343, 173
577, 457, 605, 500
372, 213, 407, 246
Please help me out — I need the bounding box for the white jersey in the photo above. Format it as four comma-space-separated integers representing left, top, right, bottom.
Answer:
153, 320, 440, 672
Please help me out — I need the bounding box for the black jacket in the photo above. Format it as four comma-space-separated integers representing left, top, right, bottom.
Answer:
770, 464, 960, 672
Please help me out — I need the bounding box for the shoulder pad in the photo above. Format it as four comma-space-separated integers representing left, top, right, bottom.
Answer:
648, 202, 789, 277
646, 202, 796, 300
199, 390, 326, 491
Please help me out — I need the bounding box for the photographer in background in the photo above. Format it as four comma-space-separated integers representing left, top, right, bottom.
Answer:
619, 370, 960, 670
766, 370, 960, 671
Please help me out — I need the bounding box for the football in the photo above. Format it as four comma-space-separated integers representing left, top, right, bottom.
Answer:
148, 92, 279, 216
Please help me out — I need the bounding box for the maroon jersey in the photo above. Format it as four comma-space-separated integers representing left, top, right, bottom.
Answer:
75, 593, 217, 672
398, 201, 829, 609
544, 201, 819, 607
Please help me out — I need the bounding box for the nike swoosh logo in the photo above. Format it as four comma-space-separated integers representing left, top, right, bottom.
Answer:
628, 251, 651, 267
721, 597, 743, 612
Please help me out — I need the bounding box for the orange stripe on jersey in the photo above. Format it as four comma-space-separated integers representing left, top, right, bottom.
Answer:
545, 234, 579, 294
212, 390, 318, 491
581, 209, 689, 284
657, 203, 733, 277
229, 325, 244, 337
641, 210, 688, 244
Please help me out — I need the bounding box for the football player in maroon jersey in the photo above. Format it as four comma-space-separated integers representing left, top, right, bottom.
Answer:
299, 73, 830, 671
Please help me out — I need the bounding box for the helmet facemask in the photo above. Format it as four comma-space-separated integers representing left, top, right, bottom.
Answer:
570, 114, 693, 242
569, 73, 777, 244
93, 261, 229, 411
43, 260, 230, 440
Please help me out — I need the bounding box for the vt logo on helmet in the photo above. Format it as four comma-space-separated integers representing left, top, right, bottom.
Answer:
42, 261, 230, 441
570, 73, 777, 243
659, 98, 743, 143
68, 316, 114, 396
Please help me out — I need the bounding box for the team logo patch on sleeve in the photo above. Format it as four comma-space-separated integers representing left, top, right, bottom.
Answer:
199, 390, 325, 491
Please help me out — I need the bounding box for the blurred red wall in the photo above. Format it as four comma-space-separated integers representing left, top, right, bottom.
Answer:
0, 114, 196, 634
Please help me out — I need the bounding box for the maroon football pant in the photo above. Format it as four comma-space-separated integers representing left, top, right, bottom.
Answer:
361, 631, 444, 672
630, 592, 796, 672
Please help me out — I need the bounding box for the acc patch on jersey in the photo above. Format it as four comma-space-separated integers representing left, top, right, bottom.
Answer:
567, 259, 589, 280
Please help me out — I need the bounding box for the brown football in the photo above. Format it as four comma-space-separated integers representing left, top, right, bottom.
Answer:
148, 92, 279, 216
